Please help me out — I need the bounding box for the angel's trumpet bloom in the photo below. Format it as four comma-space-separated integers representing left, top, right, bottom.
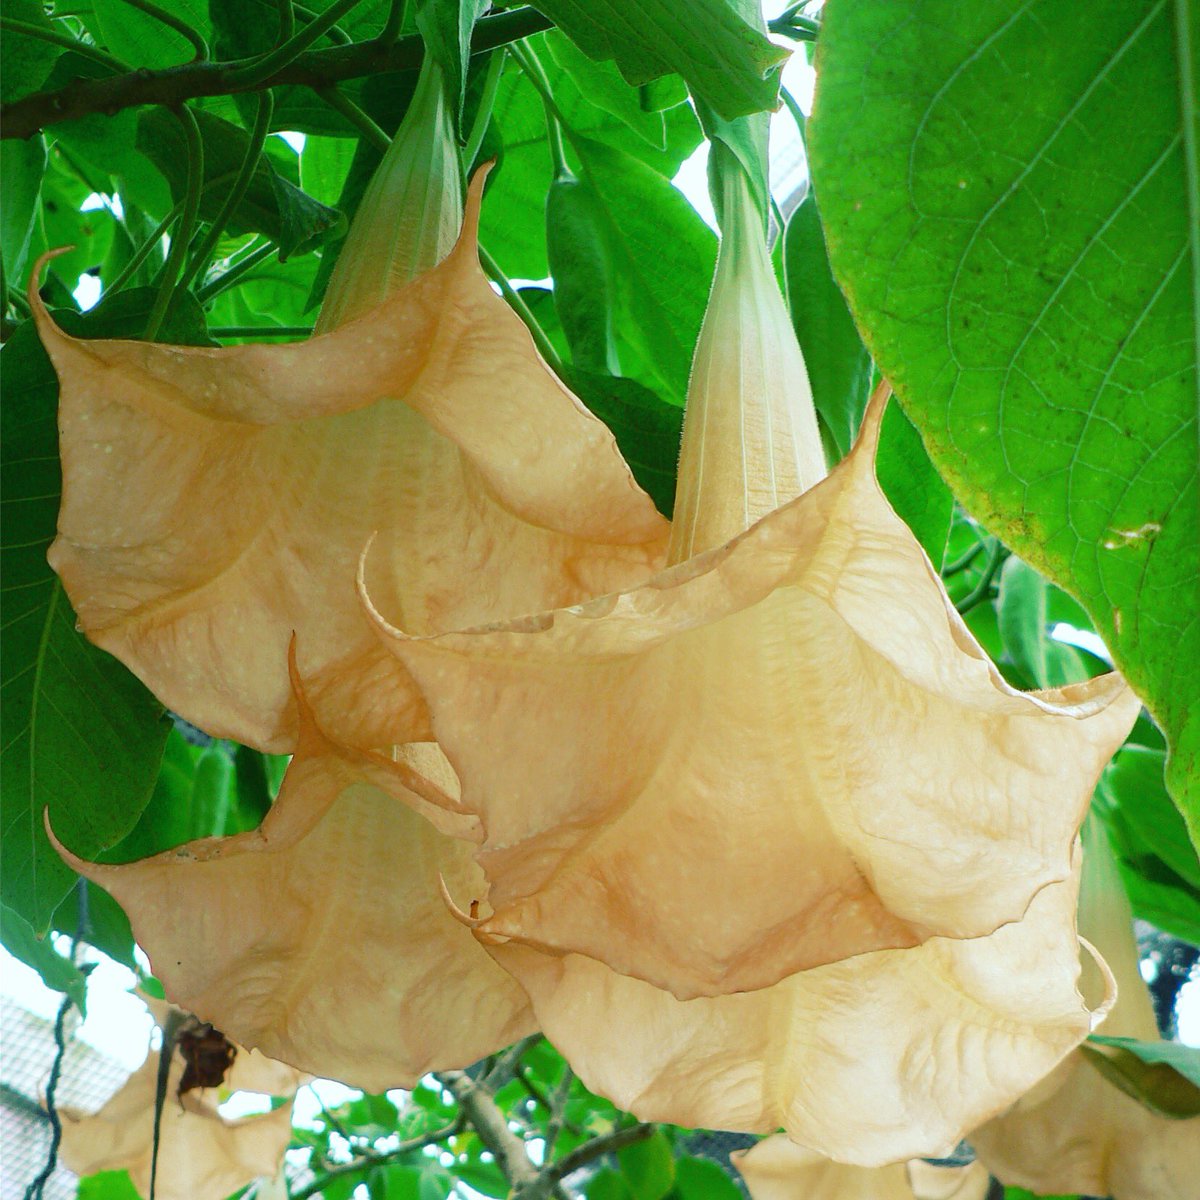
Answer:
51, 659, 534, 1091
970, 816, 1200, 1199
732, 1136, 990, 1200
58, 1004, 299, 1200
37, 141, 667, 754
365, 153, 1138, 1000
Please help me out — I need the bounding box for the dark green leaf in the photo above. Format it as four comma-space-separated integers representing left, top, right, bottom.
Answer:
547, 174, 617, 372
417, 0, 486, 126
529, 0, 786, 120
1, 0, 62, 103
0, 900, 88, 1011
671, 1157, 742, 1200
544, 30, 666, 148
618, 1130, 675, 1200
1099, 747, 1200, 891
586, 1168, 633, 1200
370, 1164, 422, 1200
564, 369, 681, 517
782, 190, 871, 461
137, 108, 342, 260
88, 0, 210, 69
1, 135, 46, 285
810, 0, 1200, 841
1082, 1036, 1200, 1118
875, 403, 954, 571
480, 48, 702, 280
997, 558, 1091, 689
568, 135, 715, 405
0, 289, 209, 931
52, 879, 136, 969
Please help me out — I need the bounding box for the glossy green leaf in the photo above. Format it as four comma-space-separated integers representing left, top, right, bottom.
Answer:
876, 402, 954, 571
619, 1130, 675, 1200
0, 900, 88, 1011
782, 190, 871, 462
565, 369, 681, 518
0, 290, 209, 932
88, 0, 210, 69
547, 173, 617, 373
568, 134, 716, 405
1, 135, 46, 285
1094, 744, 1200, 943
77, 1171, 143, 1200
544, 30, 667, 149
136, 108, 343, 259
530, 0, 787, 120
1082, 1036, 1200, 1119
671, 1157, 743, 1200
587, 1169, 634, 1200
1, 0, 62, 103
997, 558, 1091, 689
810, 0, 1200, 840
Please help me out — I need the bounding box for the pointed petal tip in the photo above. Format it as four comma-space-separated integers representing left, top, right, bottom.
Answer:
28, 248, 75, 331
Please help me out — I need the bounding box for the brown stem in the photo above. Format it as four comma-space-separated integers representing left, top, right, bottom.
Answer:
1, 5, 551, 140
520, 1123, 657, 1200
437, 1070, 542, 1191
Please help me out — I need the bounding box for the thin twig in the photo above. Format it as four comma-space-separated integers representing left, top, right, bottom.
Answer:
175, 91, 274, 298
477, 243, 564, 377
290, 1117, 464, 1200
144, 104, 203, 340
483, 1034, 544, 1090
195, 240, 278, 302
315, 84, 390, 150
211, 325, 313, 337
542, 1124, 655, 1188
2, 7, 553, 140
955, 540, 1005, 613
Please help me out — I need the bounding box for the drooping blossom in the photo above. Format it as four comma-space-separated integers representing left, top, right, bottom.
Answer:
970, 814, 1200, 1199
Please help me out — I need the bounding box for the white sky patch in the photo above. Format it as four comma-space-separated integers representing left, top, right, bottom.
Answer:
73, 273, 103, 312
1050, 621, 1112, 663
277, 130, 306, 155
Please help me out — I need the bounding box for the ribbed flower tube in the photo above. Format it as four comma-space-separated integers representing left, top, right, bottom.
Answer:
316, 55, 463, 331
668, 151, 826, 563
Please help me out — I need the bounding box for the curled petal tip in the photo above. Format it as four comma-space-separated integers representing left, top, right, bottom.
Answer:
1079, 936, 1119, 1029
28, 248, 76, 320
438, 873, 484, 928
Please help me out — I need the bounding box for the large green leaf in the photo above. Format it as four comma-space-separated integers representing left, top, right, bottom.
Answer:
810, 0, 1200, 838
1, 0, 62, 103
0, 135, 46, 286
0, 901, 88, 1010
1082, 1035, 1200, 1118
480, 46, 702, 280
528, 0, 787, 120
86, 0, 211, 69
0, 291, 210, 932
136, 108, 343, 259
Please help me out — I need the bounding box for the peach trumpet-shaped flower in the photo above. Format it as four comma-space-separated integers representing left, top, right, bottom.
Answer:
970, 815, 1200, 1199
51, 657, 535, 1092
364, 149, 1138, 1001
58, 1005, 300, 1200
35, 154, 667, 754
732, 1136, 990, 1200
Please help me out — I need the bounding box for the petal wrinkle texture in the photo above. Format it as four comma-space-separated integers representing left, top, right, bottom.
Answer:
35, 172, 668, 752
51, 687, 535, 1092
58, 1052, 294, 1200
370, 393, 1139, 998
732, 1136, 990, 1200
487, 864, 1100, 1166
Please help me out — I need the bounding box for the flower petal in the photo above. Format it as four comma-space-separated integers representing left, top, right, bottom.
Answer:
479, 865, 1100, 1166
371, 393, 1139, 998
35, 171, 667, 752
59, 1055, 293, 1200
51, 677, 534, 1091
732, 1137, 990, 1200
